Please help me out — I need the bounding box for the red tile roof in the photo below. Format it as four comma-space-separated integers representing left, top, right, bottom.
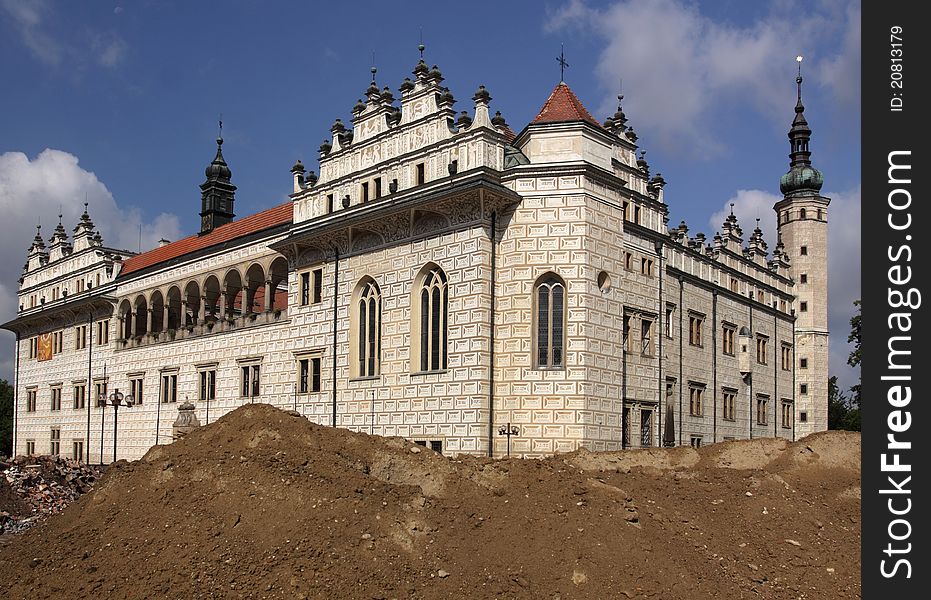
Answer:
120, 202, 293, 276
531, 82, 602, 128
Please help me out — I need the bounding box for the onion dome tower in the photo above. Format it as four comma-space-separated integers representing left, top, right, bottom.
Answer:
199, 124, 236, 234
772, 57, 830, 437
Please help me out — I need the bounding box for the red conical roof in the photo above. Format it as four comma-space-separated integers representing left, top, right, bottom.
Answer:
531, 82, 602, 128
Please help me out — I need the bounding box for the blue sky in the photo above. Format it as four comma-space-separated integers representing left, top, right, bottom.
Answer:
0, 0, 861, 391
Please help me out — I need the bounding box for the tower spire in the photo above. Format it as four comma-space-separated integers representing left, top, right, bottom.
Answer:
200, 124, 236, 234
779, 55, 823, 196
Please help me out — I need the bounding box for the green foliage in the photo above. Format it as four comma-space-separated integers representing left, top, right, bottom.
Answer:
847, 300, 861, 409
0, 379, 12, 456
828, 300, 862, 431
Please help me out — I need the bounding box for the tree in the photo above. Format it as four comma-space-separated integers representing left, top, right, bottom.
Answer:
0, 378, 12, 457
827, 300, 862, 431
847, 300, 861, 409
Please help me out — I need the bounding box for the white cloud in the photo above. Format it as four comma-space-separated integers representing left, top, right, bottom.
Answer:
709, 185, 861, 393
547, 0, 861, 157
1, 0, 128, 71
0, 149, 181, 381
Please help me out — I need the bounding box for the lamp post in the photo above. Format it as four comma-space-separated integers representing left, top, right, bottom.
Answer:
498, 422, 519, 457
99, 388, 134, 463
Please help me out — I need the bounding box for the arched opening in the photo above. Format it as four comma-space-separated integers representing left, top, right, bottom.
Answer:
269, 256, 289, 311
133, 295, 148, 338
533, 273, 567, 368
244, 263, 266, 315
412, 263, 448, 372
166, 286, 182, 330
223, 269, 243, 319
183, 280, 201, 326
800, 208, 807, 220
117, 299, 133, 339
351, 277, 381, 377
202, 276, 220, 322
150, 290, 165, 333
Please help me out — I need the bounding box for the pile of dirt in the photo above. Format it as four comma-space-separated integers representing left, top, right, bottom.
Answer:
1, 456, 102, 535
0, 405, 860, 599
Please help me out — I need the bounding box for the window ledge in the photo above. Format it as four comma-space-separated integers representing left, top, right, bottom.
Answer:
410, 369, 448, 377
349, 376, 380, 382
532, 366, 566, 371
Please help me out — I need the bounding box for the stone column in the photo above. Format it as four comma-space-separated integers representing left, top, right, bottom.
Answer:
264, 280, 274, 312
163, 304, 170, 331
146, 308, 154, 335
219, 288, 228, 319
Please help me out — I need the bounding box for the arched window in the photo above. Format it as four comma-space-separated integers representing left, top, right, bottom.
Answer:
534, 273, 566, 368
354, 279, 381, 377
414, 265, 448, 372
800, 208, 807, 219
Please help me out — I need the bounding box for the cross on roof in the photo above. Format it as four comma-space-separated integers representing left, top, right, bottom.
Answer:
557, 44, 569, 82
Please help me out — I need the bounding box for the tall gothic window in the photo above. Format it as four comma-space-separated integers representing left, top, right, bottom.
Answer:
355, 279, 381, 377
416, 265, 448, 372
534, 273, 566, 368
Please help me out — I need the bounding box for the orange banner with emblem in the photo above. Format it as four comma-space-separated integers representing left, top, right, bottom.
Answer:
37, 332, 53, 361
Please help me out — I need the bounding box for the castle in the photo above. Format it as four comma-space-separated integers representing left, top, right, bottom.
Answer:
2, 53, 829, 460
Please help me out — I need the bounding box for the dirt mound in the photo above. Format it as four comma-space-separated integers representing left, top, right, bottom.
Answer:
0, 404, 860, 599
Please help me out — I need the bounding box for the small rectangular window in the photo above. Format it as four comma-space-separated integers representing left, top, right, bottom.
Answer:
199, 370, 216, 401
665, 306, 675, 339
241, 364, 261, 398
72, 440, 84, 461
361, 181, 369, 202
161, 374, 178, 403
722, 389, 736, 420
689, 314, 704, 347
722, 325, 736, 355
53, 331, 63, 354
430, 440, 443, 454
756, 335, 768, 365
73, 384, 86, 409
416, 163, 426, 185
800, 357, 808, 369
641, 318, 653, 356
800, 245, 808, 256
800, 273, 808, 284
300, 272, 310, 305
375, 177, 382, 198
800, 383, 808, 395
690, 436, 702, 448
97, 320, 109, 345
800, 301, 808, 312
326, 194, 334, 213
781, 401, 793, 428
130, 377, 143, 405
312, 357, 322, 392
26, 440, 36, 456
800, 411, 808, 423
75, 325, 87, 350
312, 268, 323, 304
51, 387, 62, 411
298, 359, 309, 394
26, 389, 37, 412
756, 395, 769, 425
689, 384, 704, 417
50, 428, 61, 456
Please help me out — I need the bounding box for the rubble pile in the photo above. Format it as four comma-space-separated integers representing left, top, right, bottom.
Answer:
0, 405, 860, 599
0, 456, 102, 534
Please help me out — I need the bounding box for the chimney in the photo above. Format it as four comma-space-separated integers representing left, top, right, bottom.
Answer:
158, 238, 171, 248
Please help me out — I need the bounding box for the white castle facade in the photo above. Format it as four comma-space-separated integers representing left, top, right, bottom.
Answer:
3, 56, 829, 460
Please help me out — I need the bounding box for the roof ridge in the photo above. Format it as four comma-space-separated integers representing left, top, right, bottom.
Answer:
120, 202, 293, 276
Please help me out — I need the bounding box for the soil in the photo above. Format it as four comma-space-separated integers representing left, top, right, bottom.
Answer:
0, 404, 860, 599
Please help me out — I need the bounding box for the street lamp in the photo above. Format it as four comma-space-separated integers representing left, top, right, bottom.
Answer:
98, 388, 134, 463
498, 422, 519, 457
